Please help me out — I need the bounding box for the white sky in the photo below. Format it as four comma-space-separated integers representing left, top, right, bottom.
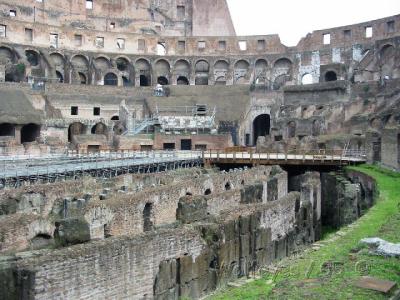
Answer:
227, 0, 400, 46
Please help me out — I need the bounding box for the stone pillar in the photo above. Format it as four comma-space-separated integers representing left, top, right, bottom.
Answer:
15, 125, 22, 144
0, 65, 5, 82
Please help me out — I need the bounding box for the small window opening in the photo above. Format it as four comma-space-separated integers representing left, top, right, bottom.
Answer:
86, 0, 93, 9
93, 107, 100, 116
218, 40, 226, 51
238, 41, 247, 51
365, 26, 373, 38
9, 10, 16, 17
323, 33, 331, 45
71, 106, 78, 116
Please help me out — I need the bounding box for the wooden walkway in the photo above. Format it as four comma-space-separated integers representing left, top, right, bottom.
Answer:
202, 151, 366, 166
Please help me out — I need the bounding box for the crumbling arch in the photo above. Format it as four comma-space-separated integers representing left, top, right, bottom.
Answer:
274, 58, 292, 71
325, 71, 337, 82
25, 50, 40, 66
380, 44, 397, 79
214, 60, 229, 85
380, 44, 395, 60
273, 74, 288, 90
143, 203, 154, 232
0, 123, 15, 137
174, 59, 190, 76
68, 122, 85, 142
253, 114, 270, 145
255, 59, 268, 84
273, 58, 292, 88
71, 55, 89, 70
91, 122, 108, 135
195, 60, 209, 85
104, 72, 118, 86
21, 123, 40, 143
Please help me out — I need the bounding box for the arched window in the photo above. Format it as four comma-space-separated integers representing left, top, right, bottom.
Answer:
253, 114, 270, 145
104, 73, 118, 86
301, 73, 313, 85
325, 71, 337, 82
21, 123, 40, 143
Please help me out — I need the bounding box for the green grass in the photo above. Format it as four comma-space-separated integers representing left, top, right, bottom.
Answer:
209, 165, 400, 300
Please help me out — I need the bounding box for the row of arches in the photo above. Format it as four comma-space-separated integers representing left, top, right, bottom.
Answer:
0, 123, 41, 143
68, 122, 109, 142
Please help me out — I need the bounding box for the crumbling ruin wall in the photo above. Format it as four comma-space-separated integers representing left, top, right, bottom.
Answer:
0, 167, 317, 300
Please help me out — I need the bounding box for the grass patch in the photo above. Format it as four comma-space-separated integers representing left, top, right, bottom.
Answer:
209, 165, 400, 300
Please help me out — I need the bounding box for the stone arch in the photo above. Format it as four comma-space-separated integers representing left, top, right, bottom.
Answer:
94, 56, 111, 71
68, 122, 85, 142
143, 202, 154, 232
104, 72, 118, 86
324, 71, 337, 82
195, 59, 209, 85
287, 121, 296, 138
380, 44, 397, 79
155, 59, 170, 84
25, 49, 40, 66
0, 123, 15, 137
174, 59, 190, 75
255, 59, 268, 84
157, 76, 169, 85
21, 123, 40, 143
253, 114, 270, 145
50, 52, 65, 67
0, 46, 15, 64
273, 58, 292, 86
136, 58, 151, 86
379, 44, 395, 60
302, 73, 313, 85
214, 60, 229, 85
71, 55, 89, 70
115, 56, 131, 72
91, 122, 108, 135
234, 60, 250, 84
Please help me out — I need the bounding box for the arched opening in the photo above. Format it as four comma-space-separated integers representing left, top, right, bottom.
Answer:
94, 56, 111, 71
104, 73, 118, 86
0, 123, 15, 137
195, 60, 209, 85
287, 121, 296, 138
301, 73, 313, 85
136, 59, 151, 86
253, 114, 270, 146
225, 182, 232, 191
91, 123, 108, 135
234, 60, 250, 84
204, 188, 212, 195
174, 59, 190, 82
78, 72, 87, 84
21, 123, 40, 143
68, 122, 85, 142
177, 76, 189, 85
30, 233, 52, 250
325, 71, 337, 82
56, 71, 63, 83
143, 203, 154, 232
116, 57, 130, 72
214, 60, 229, 84
25, 50, 39, 66
157, 76, 169, 85
273, 74, 288, 90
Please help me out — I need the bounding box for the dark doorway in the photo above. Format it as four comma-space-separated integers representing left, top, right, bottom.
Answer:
78, 73, 87, 84
140, 75, 150, 86
104, 73, 118, 86
288, 121, 296, 138
0, 123, 15, 137
91, 123, 107, 135
56, 71, 63, 83
372, 138, 381, 162
157, 76, 169, 85
143, 203, 154, 232
21, 123, 40, 143
88, 145, 100, 153
68, 122, 85, 142
325, 71, 337, 82
181, 139, 192, 150
253, 114, 270, 145
163, 143, 175, 150
177, 76, 189, 85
